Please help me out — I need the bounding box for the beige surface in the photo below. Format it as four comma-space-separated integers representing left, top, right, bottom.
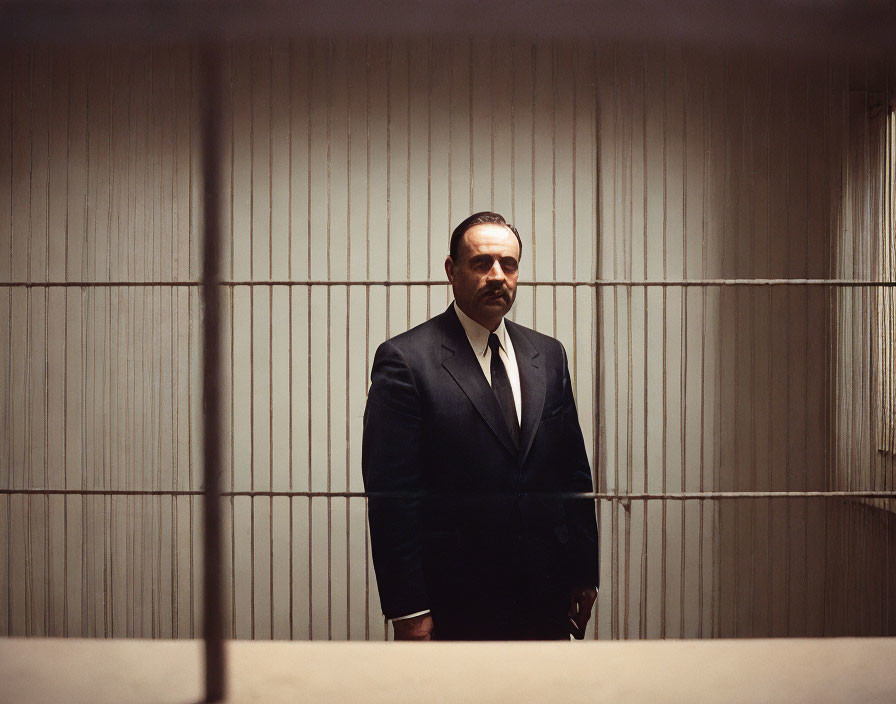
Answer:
2, 637, 895, 703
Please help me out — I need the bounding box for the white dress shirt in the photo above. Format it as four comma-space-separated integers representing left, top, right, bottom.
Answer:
392, 302, 522, 623
452, 301, 522, 425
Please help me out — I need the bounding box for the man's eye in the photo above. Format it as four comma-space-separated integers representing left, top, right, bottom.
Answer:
501, 260, 518, 273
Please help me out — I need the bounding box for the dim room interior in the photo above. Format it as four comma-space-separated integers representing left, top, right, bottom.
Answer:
1, 1, 895, 701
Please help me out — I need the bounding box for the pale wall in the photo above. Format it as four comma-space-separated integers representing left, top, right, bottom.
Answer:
0, 40, 890, 640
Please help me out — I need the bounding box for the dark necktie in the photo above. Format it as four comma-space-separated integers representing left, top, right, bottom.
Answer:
488, 332, 520, 447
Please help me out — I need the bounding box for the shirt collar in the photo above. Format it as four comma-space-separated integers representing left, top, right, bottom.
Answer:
453, 300, 508, 357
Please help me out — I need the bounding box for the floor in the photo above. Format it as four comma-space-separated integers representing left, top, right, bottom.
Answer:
2, 636, 895, 703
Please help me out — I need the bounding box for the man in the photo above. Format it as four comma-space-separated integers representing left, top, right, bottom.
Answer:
362, 212, 598, 640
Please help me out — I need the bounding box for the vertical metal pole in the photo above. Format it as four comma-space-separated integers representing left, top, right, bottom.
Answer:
199, 44, 226, 704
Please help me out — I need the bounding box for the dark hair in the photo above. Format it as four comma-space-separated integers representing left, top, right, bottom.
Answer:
449, 212, 523, 263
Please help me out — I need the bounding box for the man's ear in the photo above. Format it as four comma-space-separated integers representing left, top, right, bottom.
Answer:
445, 256, 455, 282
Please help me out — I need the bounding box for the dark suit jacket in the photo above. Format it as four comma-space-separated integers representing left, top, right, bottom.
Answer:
362, 304, 599, 638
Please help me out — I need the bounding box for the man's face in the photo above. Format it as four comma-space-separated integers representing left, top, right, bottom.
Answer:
445, 223, 520, 331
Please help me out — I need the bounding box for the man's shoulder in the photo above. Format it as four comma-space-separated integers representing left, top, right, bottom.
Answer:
376, 308, 566, 360
505, 317, 565, 356
376, 309, 447, 356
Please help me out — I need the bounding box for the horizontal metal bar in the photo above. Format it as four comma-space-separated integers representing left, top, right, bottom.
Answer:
0, 281, 200, 288
2, 488, 895, 500
0, 489, 205, 497
0, 278, 894, 288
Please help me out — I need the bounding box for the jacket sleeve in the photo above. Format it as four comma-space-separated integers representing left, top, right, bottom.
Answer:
361, 340, 429, 619
559, 342, 600, 589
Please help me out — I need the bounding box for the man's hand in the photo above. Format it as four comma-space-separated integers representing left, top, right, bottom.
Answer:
568, 586, 597, 639
392, 613, 434, 641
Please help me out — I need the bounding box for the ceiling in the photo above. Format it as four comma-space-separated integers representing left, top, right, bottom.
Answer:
1, 0, 895, 57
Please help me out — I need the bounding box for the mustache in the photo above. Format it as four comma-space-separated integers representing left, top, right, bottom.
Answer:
480, 285, 509, 298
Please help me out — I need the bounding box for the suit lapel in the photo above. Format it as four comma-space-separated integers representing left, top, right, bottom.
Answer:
506, 319, 545, 466
439, 306, 519, 459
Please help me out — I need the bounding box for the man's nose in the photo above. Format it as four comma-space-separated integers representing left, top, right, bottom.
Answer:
486, 260, 505, 281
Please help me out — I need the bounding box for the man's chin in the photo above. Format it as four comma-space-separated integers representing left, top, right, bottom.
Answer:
478, 299, 513, 316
